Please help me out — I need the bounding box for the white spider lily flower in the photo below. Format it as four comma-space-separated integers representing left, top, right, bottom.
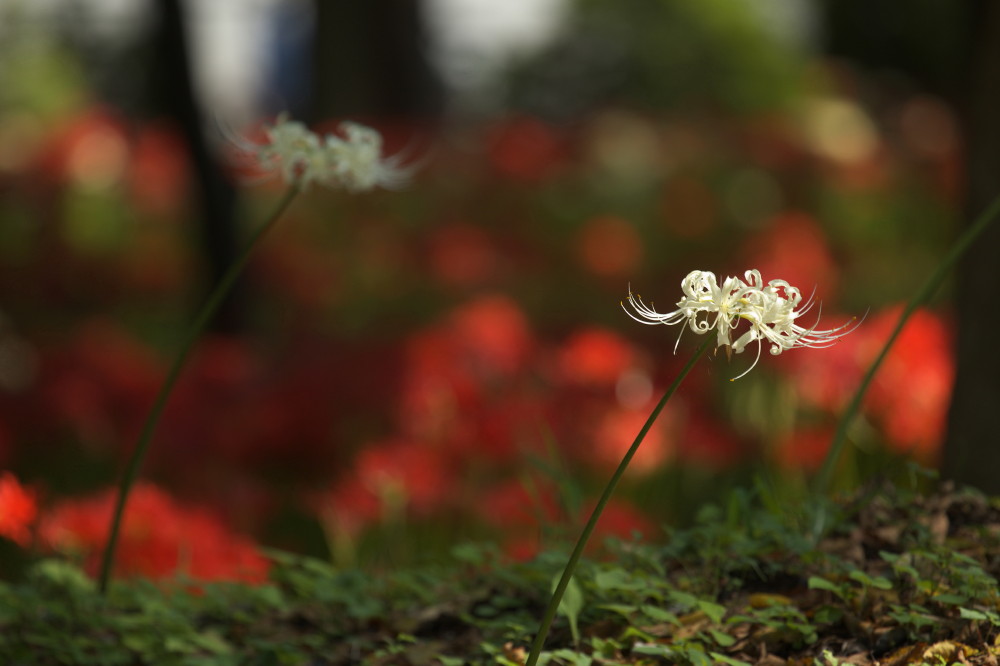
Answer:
729, 277, 860, 378
674, 270, 762, 351
624, 270, 760, 352
253, 115, 322, 186
323, 122, 413, 192
624, 269, 858, 379
239, 113, 413, 191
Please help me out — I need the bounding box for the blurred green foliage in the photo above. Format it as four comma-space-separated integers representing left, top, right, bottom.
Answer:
505, 0, 803, 119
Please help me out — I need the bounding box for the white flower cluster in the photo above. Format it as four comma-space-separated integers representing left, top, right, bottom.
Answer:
624, 269, 858, 379
247, 114, 412, 192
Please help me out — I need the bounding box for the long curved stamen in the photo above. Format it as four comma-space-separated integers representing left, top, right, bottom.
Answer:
730, 338, 763, 381
623, 292, 687, 327
672, 323, 687, 354
794, 306, 864, 347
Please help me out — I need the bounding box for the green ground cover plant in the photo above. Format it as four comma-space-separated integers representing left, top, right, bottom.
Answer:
3, 474, 1000, 665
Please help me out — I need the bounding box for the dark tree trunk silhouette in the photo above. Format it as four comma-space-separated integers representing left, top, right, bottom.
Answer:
819, 1, 1000, 490
149, 0, 241, 333
941, 1, 1000, 493
308, 0, 444, 121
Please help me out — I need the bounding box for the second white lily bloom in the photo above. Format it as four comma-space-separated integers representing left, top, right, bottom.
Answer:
244, 113, 413, 192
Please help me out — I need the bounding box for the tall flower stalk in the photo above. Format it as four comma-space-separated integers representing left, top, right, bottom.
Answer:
525, 270, 856, 664
97, 186, 297, 594
98, 115, 412, 595
525, 336, 711, 665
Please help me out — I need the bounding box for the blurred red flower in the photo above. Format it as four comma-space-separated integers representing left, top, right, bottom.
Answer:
398, 328, 478, 443
777, 305, 953, 461
449, 295, 535, 379
557, 327, 637, 387
862, 306, 954, 461
158, 336, 262, 465
398, 295, 535, 442
353, 437, 454, 516
590, 401, 673, 475
487, 116, 568, 182
396, 295, 547, 467
40, 483, 268, 583
0, 472, 37, 546
315, 437, 455, 554
42, 319, 162, 451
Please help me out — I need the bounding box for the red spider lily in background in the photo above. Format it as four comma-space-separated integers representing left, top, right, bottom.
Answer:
314, 437, 455, 551
552, 327, 745, 470
40, 319, 162, 452
556, 327, 638, 388
0, 91, 968, 584
140, 335, 404, 544
487, 115, 570, 183
448, 295, 536, 380
588, 400, 674, 475
397, 294, 536, 456
157, 336, 265, 468
39, 483, 268, 584
775, 305, 954, 463
0, 472, 37, 547
349, 437, 455, 517
861, 307, 954, 461
477, 478, 654, 561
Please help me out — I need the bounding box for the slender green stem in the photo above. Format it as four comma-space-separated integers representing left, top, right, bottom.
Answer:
97, 185, 299, 595
525, 336, 712, 665
814, 193, 1000, 495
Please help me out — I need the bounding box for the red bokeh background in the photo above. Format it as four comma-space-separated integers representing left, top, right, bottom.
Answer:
0, 41, 961, 583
